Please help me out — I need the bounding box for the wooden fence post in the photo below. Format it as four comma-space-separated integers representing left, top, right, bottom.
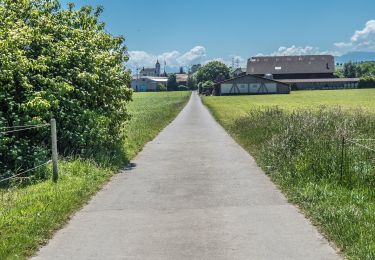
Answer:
340, 136, 345, 181
51, 118, 58, 182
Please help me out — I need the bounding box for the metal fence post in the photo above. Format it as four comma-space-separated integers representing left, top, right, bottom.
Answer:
51, 118, 58, 182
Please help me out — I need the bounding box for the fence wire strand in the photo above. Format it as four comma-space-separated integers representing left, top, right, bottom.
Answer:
0, 160, 52, 184
347, 139, 375, 152
0, 124, 50, 135
0, 123, 50, 130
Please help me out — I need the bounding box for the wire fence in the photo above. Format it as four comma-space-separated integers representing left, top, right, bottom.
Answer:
0, 124, 51, 135
0, 119, 58, 185
341, 138, 375, 184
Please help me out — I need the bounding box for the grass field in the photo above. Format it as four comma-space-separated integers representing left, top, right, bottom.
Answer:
204, 89, 375, 127
202, 89, 375, 260
0, 91, 191, 260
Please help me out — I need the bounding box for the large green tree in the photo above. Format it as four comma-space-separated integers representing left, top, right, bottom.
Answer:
343, 62, 357, 78
187, 74, 197, 90
167, 74, 177, 91
0, 0, 132, 180
196, 61, 230, 84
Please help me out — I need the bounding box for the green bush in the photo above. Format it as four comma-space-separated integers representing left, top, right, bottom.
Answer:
358, 76, 375, 88
177, 85, 188, 91
0, 1, 132, 182
156, 83, 167, 92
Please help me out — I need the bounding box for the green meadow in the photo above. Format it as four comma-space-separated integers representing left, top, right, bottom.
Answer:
203, 89, 375, 260
204, 89, 375, 127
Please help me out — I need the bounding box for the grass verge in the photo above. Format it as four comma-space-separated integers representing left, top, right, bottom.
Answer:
202, 89, 375, 260
0, 91, 191, 259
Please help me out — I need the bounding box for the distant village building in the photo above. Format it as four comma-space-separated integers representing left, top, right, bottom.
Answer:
176, 73, 188, 86
140, 60, 161, 77
131, 60, 189, 91
130, 76, 167, 92
232, 68, 246, 77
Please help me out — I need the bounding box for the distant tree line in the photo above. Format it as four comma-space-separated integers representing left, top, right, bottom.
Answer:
336, 61, 375, 88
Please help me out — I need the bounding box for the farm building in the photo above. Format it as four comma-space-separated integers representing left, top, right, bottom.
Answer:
130, 76, 167, 92
247, 55, 335, 79
215, 74, 290, 95
176, 73, 188, 86
247, 55, 359, 89
278, 78, 360, 90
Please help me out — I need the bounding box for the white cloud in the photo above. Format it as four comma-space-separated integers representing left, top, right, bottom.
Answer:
176, 46, 206, 65
127, 50, 156, 68
256, 44, 340, 57
203, 55, 247, 68
351, 20, 375, 42
334, 20, 375, 51
334, 42, 353, 48
270, 45, 321, 56
128, 46, 206, 73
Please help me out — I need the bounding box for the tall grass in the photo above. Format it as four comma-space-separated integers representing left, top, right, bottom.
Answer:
234, 107, 375, 185
205, 102, 375, 259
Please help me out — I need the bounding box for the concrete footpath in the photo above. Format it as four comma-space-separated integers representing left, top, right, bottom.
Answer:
33, 92, 340, 260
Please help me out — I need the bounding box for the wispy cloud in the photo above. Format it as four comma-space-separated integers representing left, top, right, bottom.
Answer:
128, 20, 375, 73
128, 46, 206, 73
204, 55, 247, 68
334, 20, 375, 51
256, 20, 375, 57
176, 46, 206, 65
256, 45, 338, 57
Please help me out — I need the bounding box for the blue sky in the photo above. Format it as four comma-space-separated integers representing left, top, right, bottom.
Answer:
61, 0, 375, 72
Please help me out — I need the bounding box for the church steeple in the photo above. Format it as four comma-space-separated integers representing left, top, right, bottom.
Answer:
155, 60, 161, 76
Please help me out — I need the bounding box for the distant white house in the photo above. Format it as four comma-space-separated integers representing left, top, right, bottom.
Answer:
130, 76, 168, 92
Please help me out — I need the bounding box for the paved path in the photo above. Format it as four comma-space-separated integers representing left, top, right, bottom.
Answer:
34, 92, 339, 260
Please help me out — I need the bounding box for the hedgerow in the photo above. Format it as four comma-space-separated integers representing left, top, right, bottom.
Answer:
0, 0, 132, 181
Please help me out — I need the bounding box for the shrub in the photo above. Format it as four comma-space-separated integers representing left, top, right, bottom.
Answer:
156, 83, 167, 91
177, 85, 188, 91
0, 1, 132, 182
358, 76, 375, 88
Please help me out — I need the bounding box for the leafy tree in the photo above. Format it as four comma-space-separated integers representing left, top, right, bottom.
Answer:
0, 0, 132, 181
356, 62, 375, 78
187, 74, 197, 90
334, 68, 344, 78
196, 61, 230, 84
167, 74, 177, 91
198, 80, 214, 94
190, 64, 201, 74
343, 62, 357, 78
